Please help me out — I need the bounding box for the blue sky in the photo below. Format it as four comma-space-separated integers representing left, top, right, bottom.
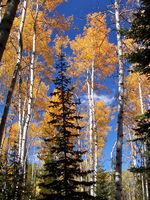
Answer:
57, 0, 116, 41
56, 0, 121, 171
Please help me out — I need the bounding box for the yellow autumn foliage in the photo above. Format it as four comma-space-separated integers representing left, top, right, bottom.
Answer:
70, 12, 117, 78
95, 100, 112, 155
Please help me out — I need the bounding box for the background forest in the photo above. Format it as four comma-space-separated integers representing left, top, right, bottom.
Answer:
0, 0, 149, 199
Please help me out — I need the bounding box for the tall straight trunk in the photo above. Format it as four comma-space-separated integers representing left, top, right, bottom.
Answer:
138, 74, 149, 200
138, 74, 146, 200
136, 0, 140, 6
0, 1, 2, 23
18, 96, 27, 159
128, 131, 138, 199
0, 0, 20, 61
128, 132, 137, 168
138, 74, 144, 115
136, 0, 148, 197
86, 60, 97, 197
87, 68, 94, 196
18, 72, 23, 159
76, 104, 84, 192
20, 2, 38, 168
110, 140, 116, 182
91, 60, 97, 197
114, 0, 124, 200
0, 0, 28, 147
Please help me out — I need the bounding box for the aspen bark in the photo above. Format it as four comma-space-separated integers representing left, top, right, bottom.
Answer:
0, 0, 28, 147
75, 100, 84, 192
0, 0, 20, 61
87, 68, 94, 196
0, 1, 2, 23
128, 132, 137, 168
138, 74, 149, 200
136, 0, 140, 6
86, 60, 97, 196
138, 74, 146, 200
110, 140, 116, 181
20, 2, 38, 168
91, 60, 97, 197
114, 0, 124, 199
18, 72, 23, 160
138, 74, 144, 115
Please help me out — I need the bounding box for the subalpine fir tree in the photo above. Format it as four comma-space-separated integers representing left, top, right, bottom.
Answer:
125, 0, 150, 76
96, 167, 110, 200
0, 142, 23, 200
130, 111, 150, 194
38, 54, 94, 200
125, 0, 150, 199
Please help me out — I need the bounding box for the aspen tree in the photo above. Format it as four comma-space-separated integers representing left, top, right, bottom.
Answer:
0, 0, 70, 148
19, 1, 39, 176
114, 0, 124, 199
138, 74, 148, 200
70, 13, 117, 196
0, 0, 28, 148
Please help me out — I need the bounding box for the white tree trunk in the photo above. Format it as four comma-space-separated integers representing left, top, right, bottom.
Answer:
136, 0, 140, 6
138, 74, 144, 115
86, 60, 97, 197
91, 60, 97, 197
137, 74, 149, 200
129, 132, 137, 168
0, 0, 27, 147
20, 2, 39, 168
0, 1, 2, 23
114, 1, 124, 200
16, 0, 28, 162
110, 140, 116, 182
87, 68, 94, 196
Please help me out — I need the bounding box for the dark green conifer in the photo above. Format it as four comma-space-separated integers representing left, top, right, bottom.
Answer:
38, 54, 94, 200
125, 0, 150, 76
0, 142, 23, 200
130, 110, 150, 174
125, 1, 150, 197
96, 167, 110, 200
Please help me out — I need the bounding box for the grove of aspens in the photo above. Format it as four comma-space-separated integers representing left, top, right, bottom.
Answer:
0, 0, 149, 200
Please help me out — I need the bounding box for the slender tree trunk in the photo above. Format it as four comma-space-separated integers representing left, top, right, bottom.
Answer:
114, 0, 124, 200
136, 0, 149, 197
128, 131, 137, 168
136, 0, 140, 6
110, 140, 116, 182
18, 96, 27, 160
76, 104, 84, 192
128, 131, 138, 199
87, 68, 92, 189
18, 72, 23, 160
138, 74, 146, 200
138, 74, 144, 114
137, 74, 149, 200
86, 60, 97, 197
0, 1, 2, 23
87, 68, 94, 196
20, 2, 38, 169
0, 0, 20, 61
0, 0, 28, 147
91, 60, 97, 197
